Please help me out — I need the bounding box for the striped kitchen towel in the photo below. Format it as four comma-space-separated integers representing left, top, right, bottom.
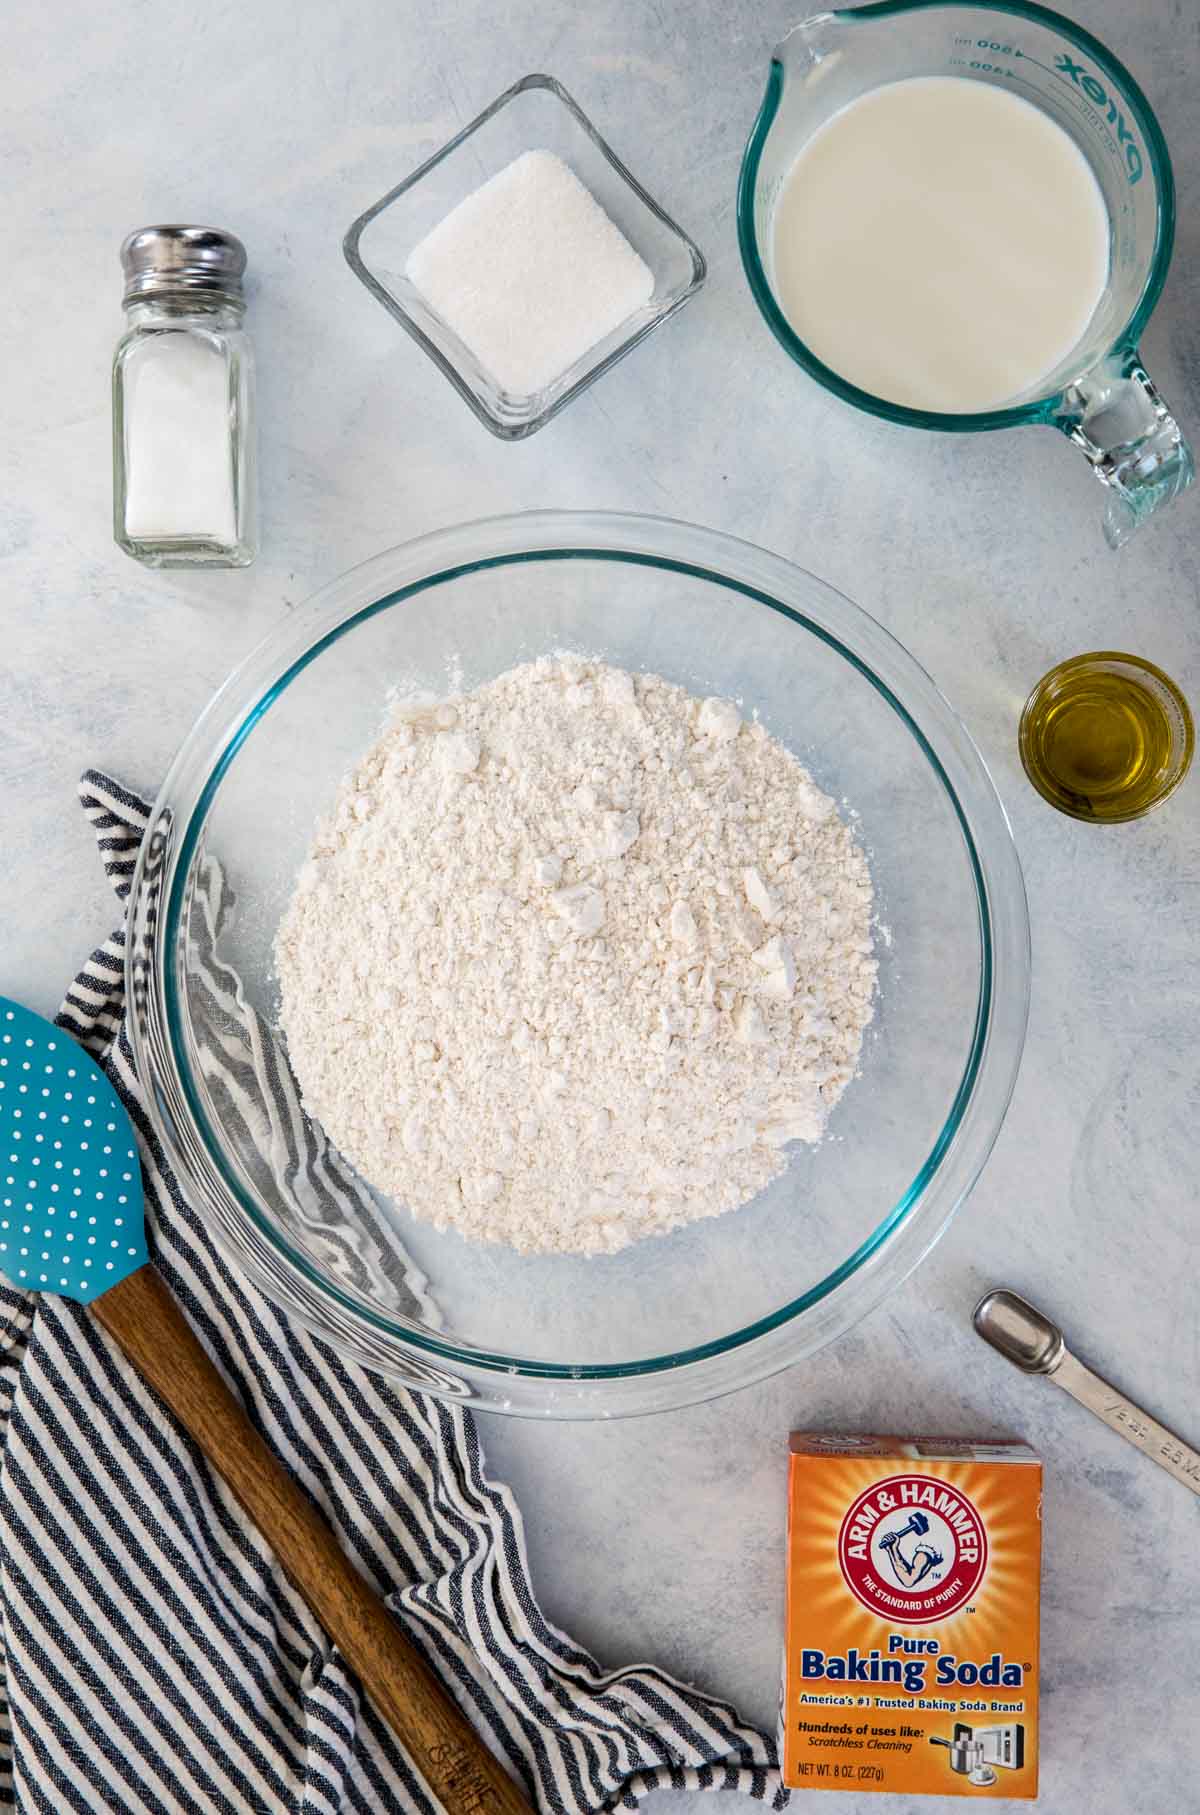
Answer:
0, 772, 785, 1815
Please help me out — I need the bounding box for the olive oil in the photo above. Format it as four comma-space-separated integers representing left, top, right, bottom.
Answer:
1020, 653, 1193, 823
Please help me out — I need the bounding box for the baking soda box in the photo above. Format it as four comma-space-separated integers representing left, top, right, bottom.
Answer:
783, 1434, 1041, 1798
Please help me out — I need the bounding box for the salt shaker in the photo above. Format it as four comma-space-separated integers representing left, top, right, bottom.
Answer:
112, 226, 256, 568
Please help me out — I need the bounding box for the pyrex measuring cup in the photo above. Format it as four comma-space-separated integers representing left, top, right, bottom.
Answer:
738, 0, 1194, 547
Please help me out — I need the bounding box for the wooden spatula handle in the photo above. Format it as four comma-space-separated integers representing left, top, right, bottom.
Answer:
93, 1265, 533, 1815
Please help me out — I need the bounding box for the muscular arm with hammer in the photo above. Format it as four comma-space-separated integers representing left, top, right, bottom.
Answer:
878, 1511, 944, 1587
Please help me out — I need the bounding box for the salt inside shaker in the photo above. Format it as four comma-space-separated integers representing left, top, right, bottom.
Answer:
113, 226, 256, 568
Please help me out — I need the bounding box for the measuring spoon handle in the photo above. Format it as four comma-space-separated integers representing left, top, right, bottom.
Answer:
1052, 1349, 1200, 1498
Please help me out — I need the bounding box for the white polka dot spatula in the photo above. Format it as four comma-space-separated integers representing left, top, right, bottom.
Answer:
0, 998, 531, 1815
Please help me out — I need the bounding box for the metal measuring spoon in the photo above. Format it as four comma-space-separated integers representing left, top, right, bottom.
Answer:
974, 1288, 1200, 1497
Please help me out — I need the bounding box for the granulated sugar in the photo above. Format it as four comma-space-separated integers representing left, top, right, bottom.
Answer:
275, 657, 878, 1256
405, 150, 654, 394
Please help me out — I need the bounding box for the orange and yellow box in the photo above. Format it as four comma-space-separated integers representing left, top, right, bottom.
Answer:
783, 1434, 1042, 1798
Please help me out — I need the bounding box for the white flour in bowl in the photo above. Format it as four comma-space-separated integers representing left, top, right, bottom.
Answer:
275, 657, 877, 1255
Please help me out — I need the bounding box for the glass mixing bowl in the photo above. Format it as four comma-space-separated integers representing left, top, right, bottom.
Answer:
129, 512, 1029, 1417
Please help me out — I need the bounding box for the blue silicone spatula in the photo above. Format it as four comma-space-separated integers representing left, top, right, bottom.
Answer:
0, 999, 149, 1299
0, 998, 530, 1815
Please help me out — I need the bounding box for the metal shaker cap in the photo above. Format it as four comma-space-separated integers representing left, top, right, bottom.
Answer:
120, 225, 247, 305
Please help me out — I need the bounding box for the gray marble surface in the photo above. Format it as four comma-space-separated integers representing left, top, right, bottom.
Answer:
5, 0, 1199, 1809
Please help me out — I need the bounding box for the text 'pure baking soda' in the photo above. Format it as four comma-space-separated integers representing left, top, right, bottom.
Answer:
771, 77, 1110, 413
783, 1434, 1041, 1797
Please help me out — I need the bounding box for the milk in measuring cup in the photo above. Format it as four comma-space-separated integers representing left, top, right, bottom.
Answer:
771, 77, 1110, 414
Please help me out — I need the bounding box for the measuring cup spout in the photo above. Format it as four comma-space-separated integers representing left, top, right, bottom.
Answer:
1055, 349, 1195, 548
772, 11, 839, 70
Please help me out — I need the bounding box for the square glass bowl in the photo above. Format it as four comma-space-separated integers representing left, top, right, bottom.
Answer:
343, 75, 706, 439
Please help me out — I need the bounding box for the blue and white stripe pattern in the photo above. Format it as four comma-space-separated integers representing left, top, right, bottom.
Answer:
0, 772, 785, 1814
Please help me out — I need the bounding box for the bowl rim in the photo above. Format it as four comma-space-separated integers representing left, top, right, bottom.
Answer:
128, 510, 1030, 1417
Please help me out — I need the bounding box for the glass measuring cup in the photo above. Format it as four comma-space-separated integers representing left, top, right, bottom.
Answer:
738, 0, 1194, 548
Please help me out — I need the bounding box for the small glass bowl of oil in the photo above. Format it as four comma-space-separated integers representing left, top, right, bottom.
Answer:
1019, 652, 1194, 823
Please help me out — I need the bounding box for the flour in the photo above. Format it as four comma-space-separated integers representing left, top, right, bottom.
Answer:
275, 657, 878, 1256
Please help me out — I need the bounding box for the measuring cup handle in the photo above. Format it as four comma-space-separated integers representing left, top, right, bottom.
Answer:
1055, 349, 1195, 549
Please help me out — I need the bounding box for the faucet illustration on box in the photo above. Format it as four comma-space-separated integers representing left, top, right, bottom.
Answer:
931, 1722, 1026, 1789
877, 1509, 944, 1589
